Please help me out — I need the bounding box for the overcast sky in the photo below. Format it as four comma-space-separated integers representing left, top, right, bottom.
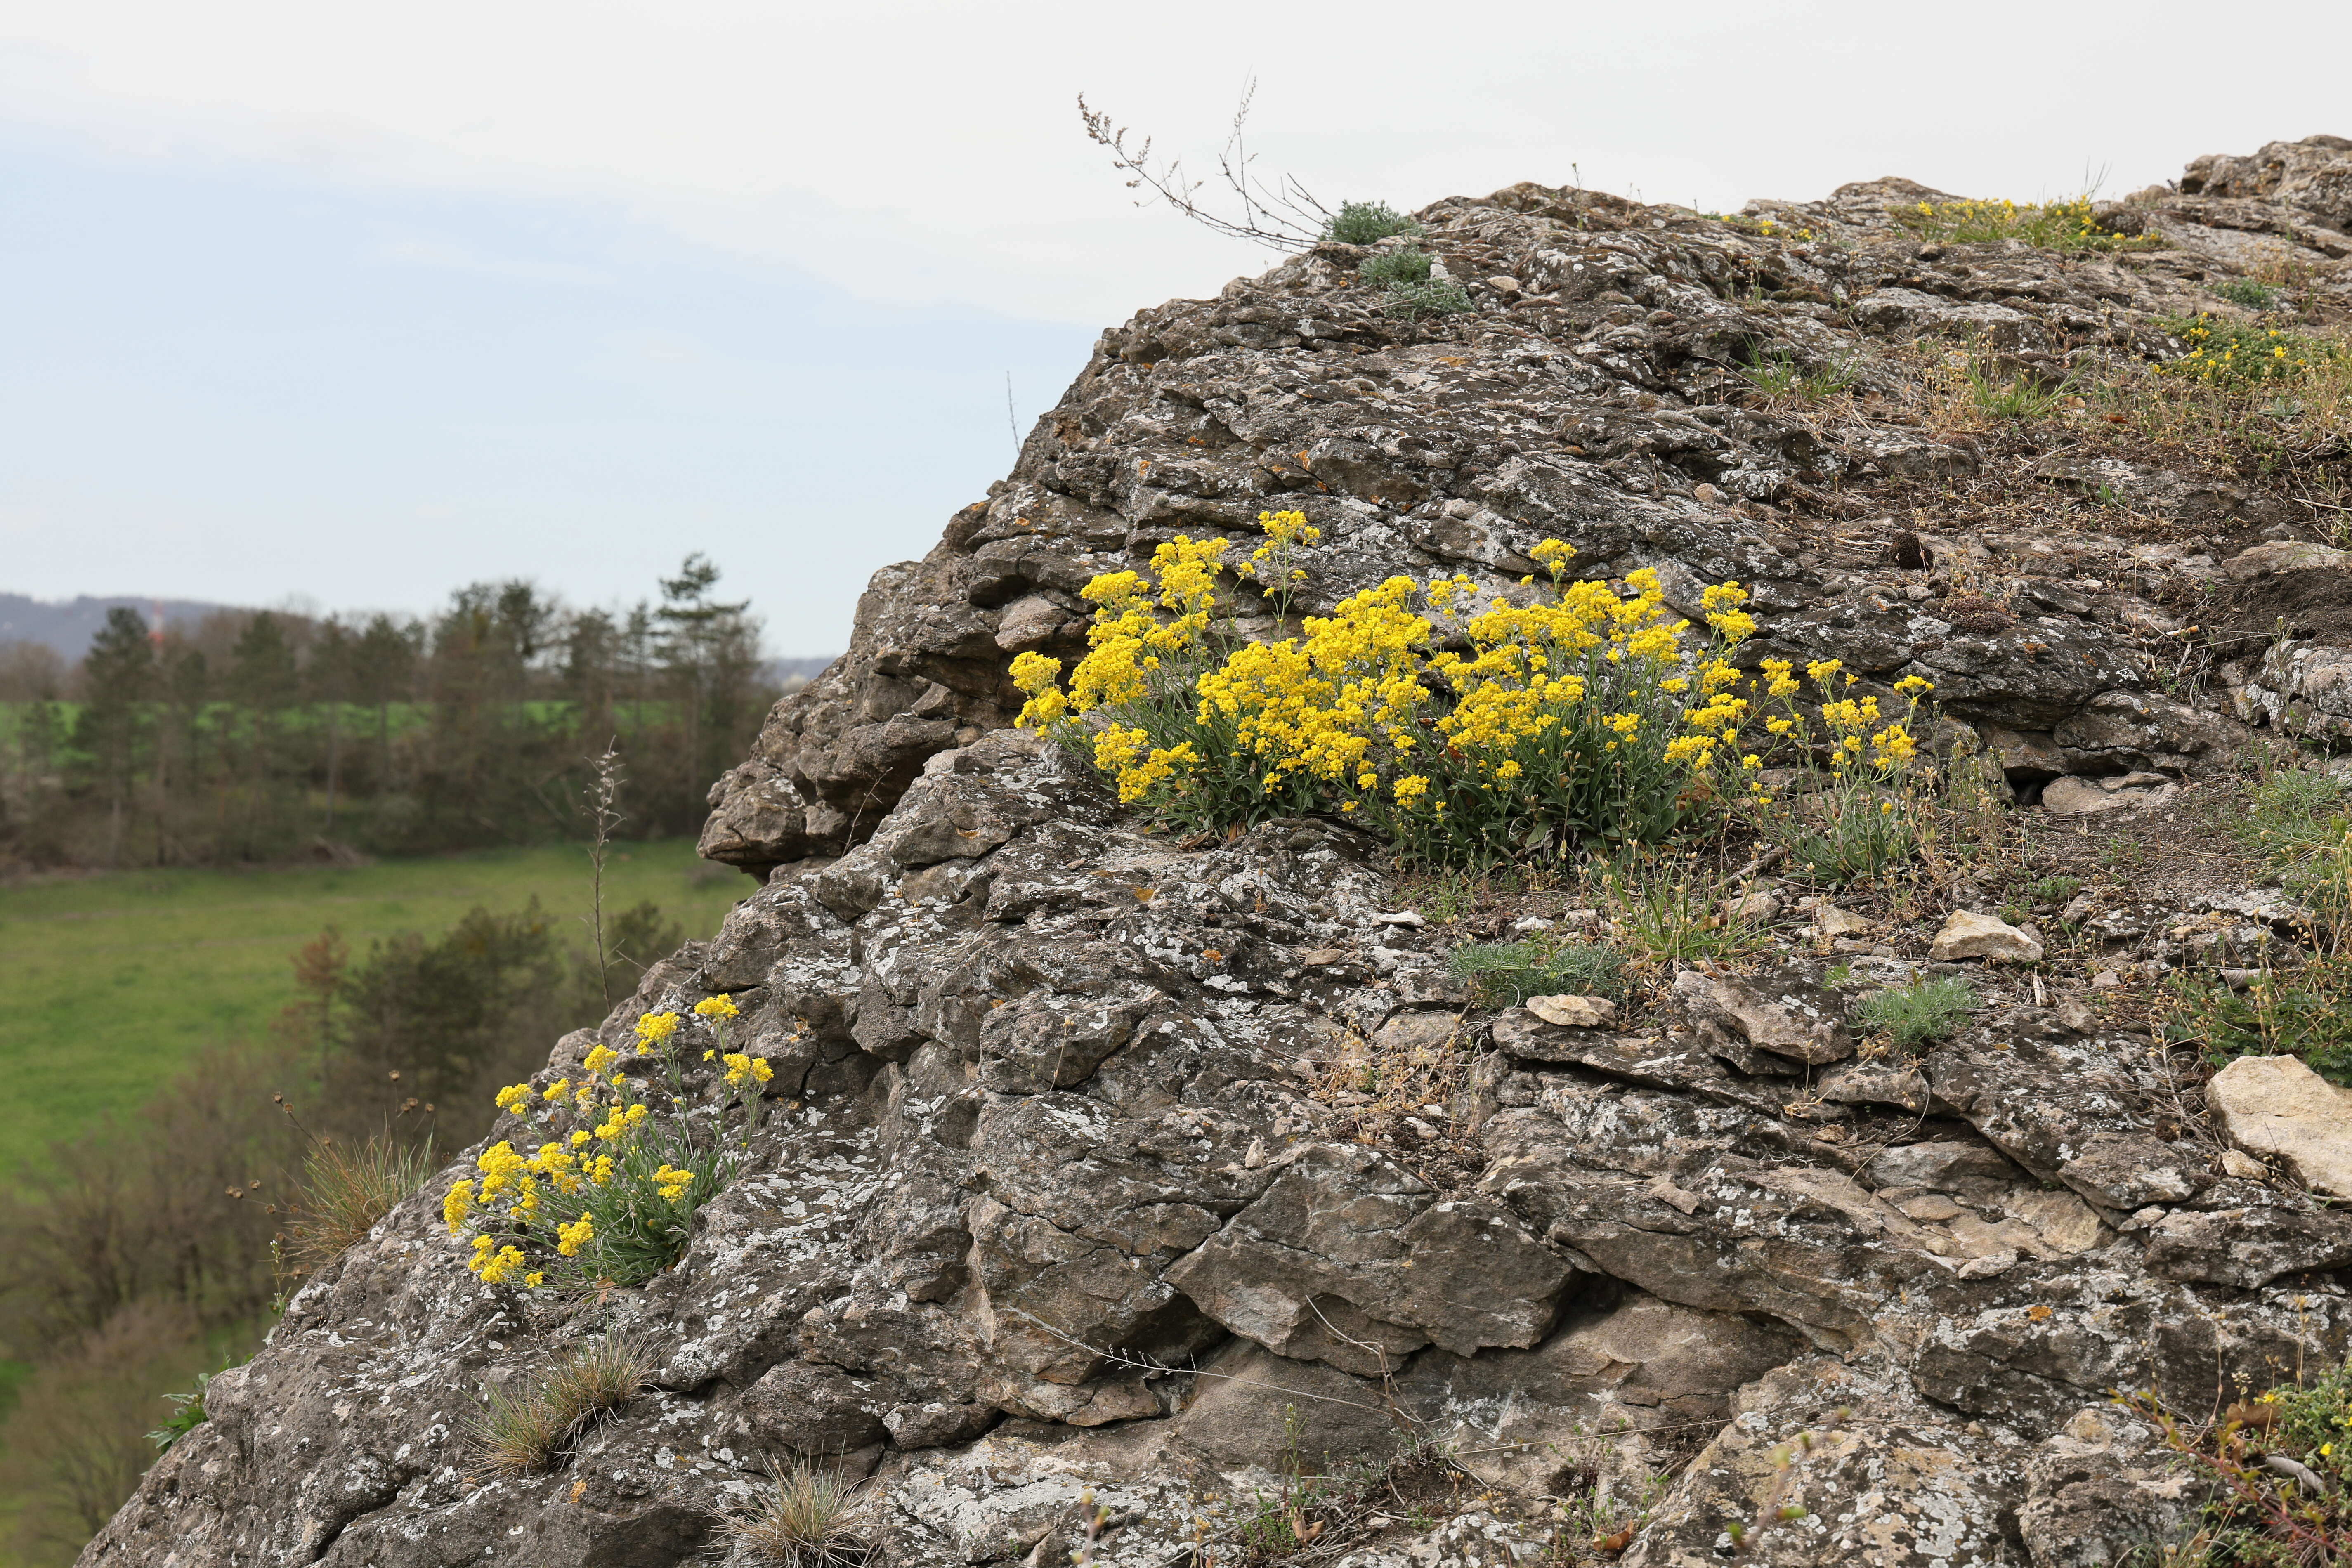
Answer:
5, 2, 2348, 654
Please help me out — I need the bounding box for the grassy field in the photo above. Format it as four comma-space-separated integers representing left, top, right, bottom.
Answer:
0, 841, 752, 1177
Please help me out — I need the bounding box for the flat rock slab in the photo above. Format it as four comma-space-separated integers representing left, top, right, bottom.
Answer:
2147, 1205, 2352, 1288
2224, 539, 2351, 578
2042, 772, 2179, 817
2208, 1053, 2352, 1197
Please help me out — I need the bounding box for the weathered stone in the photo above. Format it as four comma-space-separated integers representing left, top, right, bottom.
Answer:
2041, 773, 2177, 817
1524, 993, 1617, 1028
2018, 1406, 2201, 1568
1670, 964, 1851, 1064
2223, 538, 2350, 578
2249, 640, 2352, 741
2146, 1206, 2352, 1288
1620, 1357, 2031, 1568
2055, 1131, 2200, 1209
1811, 904, 1873, 939
1930, 909, 2044, 961
2207, 1054, 2352, 1197
1926, 1024, 2170, 1182
1397, 1289, 1804, 1497
1165, 1143, 1573, 1372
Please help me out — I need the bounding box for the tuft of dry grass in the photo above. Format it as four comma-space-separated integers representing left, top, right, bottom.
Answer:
719, 1461, 875, 1567
281, 1134, 435, 1276
471, 1331, 652, 1477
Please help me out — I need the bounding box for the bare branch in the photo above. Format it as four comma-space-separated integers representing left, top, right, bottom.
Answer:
1077, 81, 1329, 252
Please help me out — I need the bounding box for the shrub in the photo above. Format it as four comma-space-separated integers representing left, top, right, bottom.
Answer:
282, 1134, 435, 1277
1896, 195, 2155, 255
324, 900, 579, 1125
1357, 246, 1432, 288
1325, 201, 1423, 246
1856, 976, 1978, 1052
439, 994, 770, 1291
1749, 661, 1941, 887
720, 1460, 875, 1567
1449, 940, 1626, 1007
472, 1330, 652, 1476
1014, 515, 1764, 866
1381, 277, 1475, 320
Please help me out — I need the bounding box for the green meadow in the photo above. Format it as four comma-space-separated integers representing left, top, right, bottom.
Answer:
0, 841, 752, 1177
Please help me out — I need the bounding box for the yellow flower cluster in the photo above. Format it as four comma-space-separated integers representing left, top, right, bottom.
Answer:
470, 1235, 529, 1285
634, 1009, 680, 1053
1093, 724, 1200, 805
1901, 195, 2146, 255
1758, 658, 1926, 775
1235, 508, 1320, 598
720, 1052, 775, 1089
1015, 510, 1765, 859
439, 990, 772, 1291
2160, 315, 2330, 387
1745, 655, 1943, 878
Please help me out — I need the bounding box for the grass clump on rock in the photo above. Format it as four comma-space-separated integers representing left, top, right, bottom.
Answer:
472, 1331, 652, 1476
720, 1461, 875, 1567
1381, 277, 1476, 319
1449, 939, 1625, 1007
1856, 975, 1979, 1052
281, 1133, 435, 1278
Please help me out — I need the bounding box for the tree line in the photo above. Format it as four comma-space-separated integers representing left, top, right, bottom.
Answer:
0, 555, 786, 869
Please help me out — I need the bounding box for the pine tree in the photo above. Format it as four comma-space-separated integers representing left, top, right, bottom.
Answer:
74, 609, 157, 867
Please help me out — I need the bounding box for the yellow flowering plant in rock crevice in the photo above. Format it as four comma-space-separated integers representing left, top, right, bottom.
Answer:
440, 993, 772, 1291
1013, 510, 1329, 831
1015, 510, 1764, 866
1750, 659, 1944, 886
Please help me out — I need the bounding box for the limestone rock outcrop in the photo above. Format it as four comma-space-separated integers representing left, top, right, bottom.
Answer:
86, 135, 2352, 1567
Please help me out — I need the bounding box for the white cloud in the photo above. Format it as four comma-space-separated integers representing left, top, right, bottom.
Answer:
7, 1, 2348, 325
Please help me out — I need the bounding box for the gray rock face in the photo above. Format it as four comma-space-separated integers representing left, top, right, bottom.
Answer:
87, 141, 2352, 1568
696, 135, 2351, 877
2181, 133, 2352, 232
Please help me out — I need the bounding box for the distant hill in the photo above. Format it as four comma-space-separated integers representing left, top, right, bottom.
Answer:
0, 593, 244, 658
